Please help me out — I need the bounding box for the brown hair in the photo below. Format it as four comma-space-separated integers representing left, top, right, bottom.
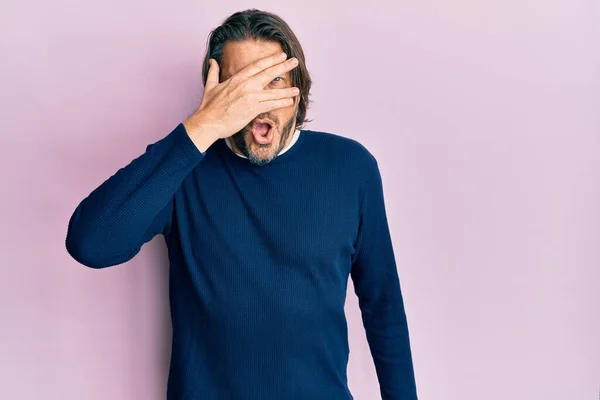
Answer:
202, 9, 313, 130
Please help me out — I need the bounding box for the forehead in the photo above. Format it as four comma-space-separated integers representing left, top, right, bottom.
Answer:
221, 39, 284, 79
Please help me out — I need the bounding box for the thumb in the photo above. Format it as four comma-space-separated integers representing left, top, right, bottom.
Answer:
205, 58, 220, 88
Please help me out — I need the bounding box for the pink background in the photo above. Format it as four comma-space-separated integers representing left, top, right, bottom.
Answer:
1, 1, 599, 399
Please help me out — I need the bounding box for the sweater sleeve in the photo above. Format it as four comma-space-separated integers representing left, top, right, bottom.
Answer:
350, 159, 419, 400
65, 123, 205, 269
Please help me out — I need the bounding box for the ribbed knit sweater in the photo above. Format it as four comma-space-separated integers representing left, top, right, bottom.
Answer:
65, 123, 418, 400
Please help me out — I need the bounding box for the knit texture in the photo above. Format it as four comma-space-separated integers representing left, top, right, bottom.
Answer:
65, 123, 418, 400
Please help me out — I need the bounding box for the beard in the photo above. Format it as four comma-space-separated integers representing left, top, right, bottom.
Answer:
230, 108, 298, 166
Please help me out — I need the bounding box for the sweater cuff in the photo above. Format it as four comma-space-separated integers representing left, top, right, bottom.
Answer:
172, 122, 207, 162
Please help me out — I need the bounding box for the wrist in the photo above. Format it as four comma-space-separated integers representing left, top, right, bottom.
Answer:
183, 119, 218, 153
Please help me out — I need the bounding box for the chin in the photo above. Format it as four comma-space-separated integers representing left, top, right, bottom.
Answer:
230, 117, 294, 166
246, 132, 280, 161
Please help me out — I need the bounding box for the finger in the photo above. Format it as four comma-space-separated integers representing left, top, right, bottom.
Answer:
234, 52, 289, 81
205, 59, 220, 88
252, 57, 299, 88
256, 87, 300, 101
258, 97, 295, 113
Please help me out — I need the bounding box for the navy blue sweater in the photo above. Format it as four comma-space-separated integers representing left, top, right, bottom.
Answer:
65, 123, 418, 400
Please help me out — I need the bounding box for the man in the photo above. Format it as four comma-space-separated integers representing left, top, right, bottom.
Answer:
65, 8, 418, 400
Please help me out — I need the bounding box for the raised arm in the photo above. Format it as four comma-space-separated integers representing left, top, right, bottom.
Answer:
65, 51, 301, 268
65, 124, 207, 268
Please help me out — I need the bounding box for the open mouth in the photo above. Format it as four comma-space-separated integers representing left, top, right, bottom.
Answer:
251, 119, 275, 144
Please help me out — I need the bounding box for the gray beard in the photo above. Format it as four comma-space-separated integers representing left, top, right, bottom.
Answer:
231, 109, 298, 166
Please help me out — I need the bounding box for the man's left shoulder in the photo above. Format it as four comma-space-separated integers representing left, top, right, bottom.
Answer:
301, 129, 378, 170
